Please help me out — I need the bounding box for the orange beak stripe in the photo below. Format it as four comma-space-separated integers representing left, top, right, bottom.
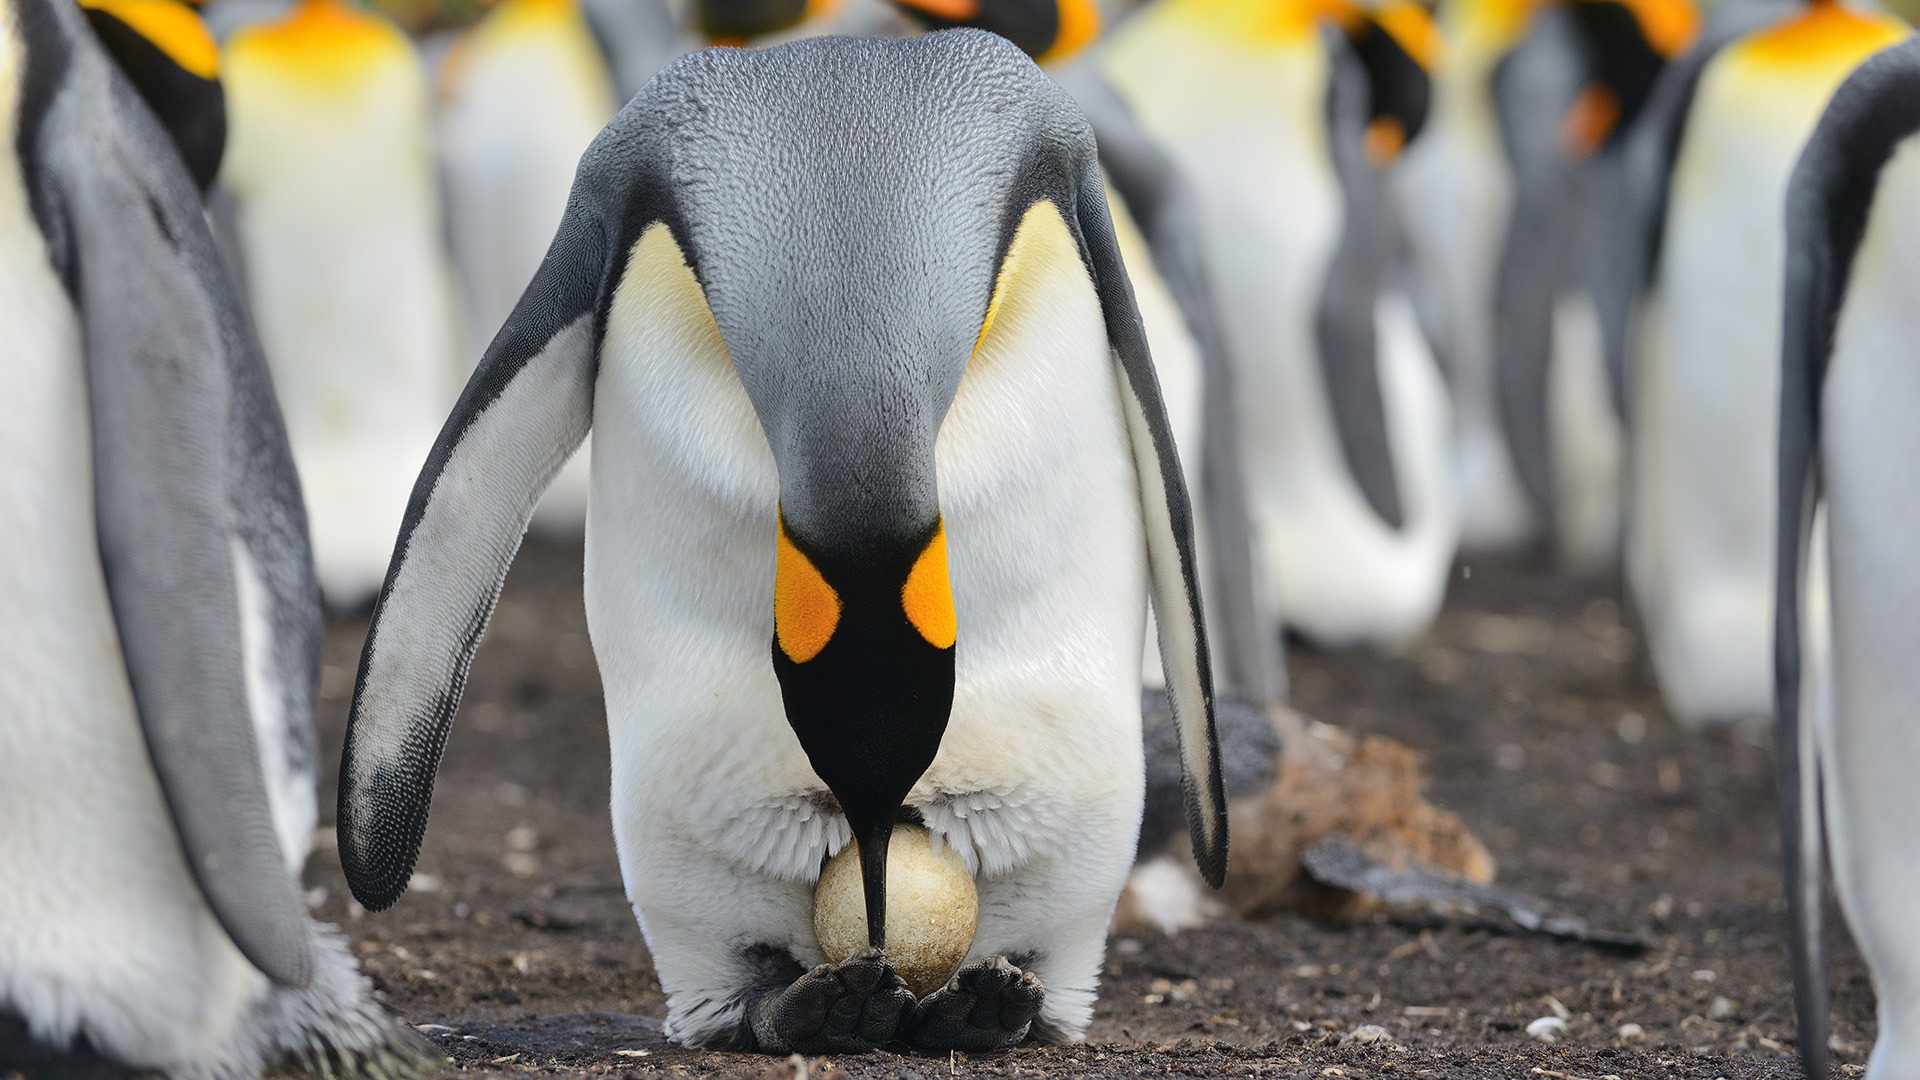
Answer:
901, 525, 957, 650
775, 518, 841, 663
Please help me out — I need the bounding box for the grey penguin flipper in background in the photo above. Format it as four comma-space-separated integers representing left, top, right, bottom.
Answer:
1592, 0, 1797, 421
340, 30, 1223, 1054
1779, 38, 1920, 1080
1054, 60, 1285, 704
1317, 19, 1423, 533
0, 0, 438, 1073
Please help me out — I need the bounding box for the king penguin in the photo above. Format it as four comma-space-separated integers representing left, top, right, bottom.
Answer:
337, 31, 1226, 1054
219, 0, 466, 609
1778, 37, 1920, 1080
0, 0, 437, 1073
1100, 0, 1461, 650
1626, 0, 1905, 723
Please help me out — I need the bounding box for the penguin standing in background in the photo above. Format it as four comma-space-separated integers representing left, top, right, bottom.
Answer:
1395, 0, 1699, 564
1626, 0, 1905, 724
1101, 0, 1459, 650
1488, 0, 1699, 571
220, 0, 466, 609
1778, 39, 1920, 1080
337, 31, 1225, 1053
438, 0, 620, 535
0, 0, 437, 1073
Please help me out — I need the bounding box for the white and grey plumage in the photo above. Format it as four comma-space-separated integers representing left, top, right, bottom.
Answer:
337, 31, 1225, 1056
0, 0, 436, 1075
1626, 0, 1906, 723
1778, 36, 1920, 1080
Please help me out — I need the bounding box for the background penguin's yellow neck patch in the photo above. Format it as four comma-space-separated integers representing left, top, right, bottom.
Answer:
1037, 0, 1102, 63
776, 518, 841, 663
227, 0, 410, 87
902, 525, 956, 650
1731, 0, 1908, 73
1608, 0, 1700, 59
80, 0, 219, 78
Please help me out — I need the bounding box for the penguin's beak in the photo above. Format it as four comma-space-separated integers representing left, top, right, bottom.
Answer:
771, 512, 957, 949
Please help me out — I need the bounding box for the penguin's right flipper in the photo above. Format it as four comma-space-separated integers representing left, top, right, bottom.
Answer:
1777, 39, 1920, 1080
20, 0, 314, 986
1072, 164, 1227, 888
339, 199, 609, 911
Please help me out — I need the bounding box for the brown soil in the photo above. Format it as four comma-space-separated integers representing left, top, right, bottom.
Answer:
306, 539, 1874, 1079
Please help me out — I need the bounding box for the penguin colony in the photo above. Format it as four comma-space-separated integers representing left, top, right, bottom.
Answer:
0, 0, 1917, 1071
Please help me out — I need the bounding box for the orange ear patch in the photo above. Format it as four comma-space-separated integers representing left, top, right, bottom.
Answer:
81, 0, 220, 78
1038, 0, 1102, 63
902, 525, 957, 650
776, 519, 841, 663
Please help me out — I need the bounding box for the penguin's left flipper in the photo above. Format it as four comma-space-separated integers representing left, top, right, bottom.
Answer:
23, 0, 315, 987
1076, 158, 1228, 888
746, 949, 916, 1055
901, 956, 1044, 1052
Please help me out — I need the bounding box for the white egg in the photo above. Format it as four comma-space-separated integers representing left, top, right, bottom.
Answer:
813, 823, 979, 996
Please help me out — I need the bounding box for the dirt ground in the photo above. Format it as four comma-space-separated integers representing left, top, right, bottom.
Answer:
305, 539, 1875, 1079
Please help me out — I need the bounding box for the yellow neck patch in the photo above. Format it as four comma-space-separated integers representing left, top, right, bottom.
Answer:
901, 525, 957, 650
226, 0, 409, 87
1732, 0, 1908, 72
80, 0, 218, 79
973, 198, 1085, 365
775, 518, 841, 663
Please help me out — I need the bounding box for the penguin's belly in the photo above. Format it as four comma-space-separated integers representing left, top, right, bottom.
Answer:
0, 202, 258, 1066
584, 223, 1145, 913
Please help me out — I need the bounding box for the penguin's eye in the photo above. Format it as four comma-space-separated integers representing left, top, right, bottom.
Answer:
775, 518, 840, 662
901, 524, 956, 649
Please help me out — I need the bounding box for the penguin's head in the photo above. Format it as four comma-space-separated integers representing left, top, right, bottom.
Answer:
1558, 0, 1699, 157
79, 0, 225, 189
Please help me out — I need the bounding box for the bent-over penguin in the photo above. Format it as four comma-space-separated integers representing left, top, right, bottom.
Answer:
1628, 0, 1905, 723
220, 0, 466, 609
0, 0, 438, 1073
337, 30, 1225, 1054
1778, 36, 1920, 1080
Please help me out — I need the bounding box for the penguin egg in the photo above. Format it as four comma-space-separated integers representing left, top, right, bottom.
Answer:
813, 823, 978, 997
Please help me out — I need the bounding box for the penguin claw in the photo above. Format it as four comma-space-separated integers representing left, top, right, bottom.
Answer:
901, 955, 1044, 1052
749, 947, 913, 1054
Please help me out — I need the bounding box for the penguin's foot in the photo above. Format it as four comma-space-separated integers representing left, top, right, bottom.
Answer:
747, 947, 914, 1055
900, 956, 1044, 1052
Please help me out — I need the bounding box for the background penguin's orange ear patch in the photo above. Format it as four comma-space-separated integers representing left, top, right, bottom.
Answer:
902, 525, 956, 650
776, 518, 841, 663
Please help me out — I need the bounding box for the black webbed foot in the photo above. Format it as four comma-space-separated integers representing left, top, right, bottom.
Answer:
900, 955, 1044, 1052
747, 947, 914, 1054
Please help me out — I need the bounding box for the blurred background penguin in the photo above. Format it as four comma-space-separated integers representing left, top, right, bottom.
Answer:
217, 0, 466, 611
1097, 0, 1462, 652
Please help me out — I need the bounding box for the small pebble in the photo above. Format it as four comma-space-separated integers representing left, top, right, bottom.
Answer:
1526, 1016, 1568, 1042
1351, 1025, 1391, 1044
1617, 1022, 1647, 1040
413, 1024, 458, 1037
1708, 996, 1734, 1020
